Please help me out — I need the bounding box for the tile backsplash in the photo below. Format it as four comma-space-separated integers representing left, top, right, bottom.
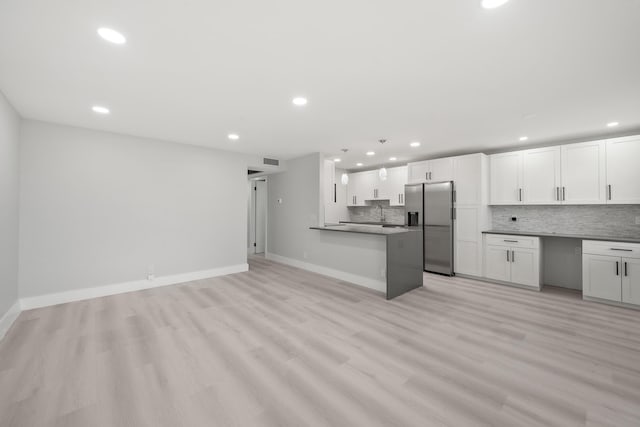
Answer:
348, 200, 405, 224
491, 205, 640, 238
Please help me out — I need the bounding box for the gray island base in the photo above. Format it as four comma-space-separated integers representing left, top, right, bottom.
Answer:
310, 225, 423, 299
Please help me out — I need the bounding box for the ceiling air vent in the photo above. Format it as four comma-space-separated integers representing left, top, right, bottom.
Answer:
263, 158, 279, 166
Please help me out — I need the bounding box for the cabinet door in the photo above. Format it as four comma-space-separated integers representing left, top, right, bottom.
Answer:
324, 160, 336, 205
622, 258, 640, 305
453, 154, 482, 205
407, 161, 429, 183
428, 157, 454, 182
582, 254, 622, 301
561, 140, 606, 204
485, 245, 511, 282
522, 147, 561, 205
361, 170, 379, 201
510, 247, 540, 288
490, 152, 523, 205
606, 137, 640, 204
386, 166, 407, 206
455, 207, 480, 276
347, 172, 366, 206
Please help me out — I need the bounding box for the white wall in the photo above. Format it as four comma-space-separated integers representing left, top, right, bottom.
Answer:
19, 120, 249, 298
0, 92, 20, 325
267, 153, 387, 291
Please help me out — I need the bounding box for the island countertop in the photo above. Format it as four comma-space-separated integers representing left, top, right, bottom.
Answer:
482, 230, 640, 244
310, 224, 411, 236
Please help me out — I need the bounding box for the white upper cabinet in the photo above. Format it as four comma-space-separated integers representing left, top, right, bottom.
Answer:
561, 140, 606, 204
384, 166, 408, 206
407, 161, 429, 183
606, 136, 640, 204
490, 152, 523, 205
408, 158, 454, 183
453, 154, 484, 205
347, 172, 367, 206
347, 167, 407, 206
490, 136, 640, 206
522, 146, 561, 205
427, 158, 454, 182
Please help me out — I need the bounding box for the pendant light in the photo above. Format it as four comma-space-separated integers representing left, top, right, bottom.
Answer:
378, 139, 388, 181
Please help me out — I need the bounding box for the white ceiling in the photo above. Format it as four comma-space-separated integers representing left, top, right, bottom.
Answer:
1, 0, 639, 170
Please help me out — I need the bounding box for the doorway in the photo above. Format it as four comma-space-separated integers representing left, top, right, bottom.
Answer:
249, 179, 267, 254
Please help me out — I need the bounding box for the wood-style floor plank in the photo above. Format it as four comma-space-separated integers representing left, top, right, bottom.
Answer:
1, 255, 640, 426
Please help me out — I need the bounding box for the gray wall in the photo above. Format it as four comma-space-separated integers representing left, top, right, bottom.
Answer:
0, 92, 20, 318
19, 120, 249, 298
491, 205, 640, 238
267, 153, 387, 289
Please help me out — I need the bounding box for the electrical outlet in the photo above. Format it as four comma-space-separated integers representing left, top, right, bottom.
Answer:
147, 264, 155, 281
636, 216, 640, 225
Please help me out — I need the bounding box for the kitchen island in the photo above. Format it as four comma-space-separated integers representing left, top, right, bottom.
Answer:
310, 224, 423, 299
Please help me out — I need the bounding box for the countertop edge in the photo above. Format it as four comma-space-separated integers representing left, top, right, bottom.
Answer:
310, 226, 409, 236
482, 230, 640, 244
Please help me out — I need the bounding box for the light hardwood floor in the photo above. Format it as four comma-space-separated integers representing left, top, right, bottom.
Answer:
1, 256, 640, 427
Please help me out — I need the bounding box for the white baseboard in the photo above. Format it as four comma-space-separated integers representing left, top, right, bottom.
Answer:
0, 300, 21, 340
20, 263, 249, 310
265, 252, 386, 293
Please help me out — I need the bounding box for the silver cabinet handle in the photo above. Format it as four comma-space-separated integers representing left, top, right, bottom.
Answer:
504, 239, 518, 243
512, 250, 515, 262
616, 261, 619, 276
562, 186, 566, 201
625, 262, 628, 277
556, 187, 559, 201
608, 184, 612, 200
426, 172, 429, 181
519, 188, 523, 201
507, 250, 510, 262
610, 248, 632, 251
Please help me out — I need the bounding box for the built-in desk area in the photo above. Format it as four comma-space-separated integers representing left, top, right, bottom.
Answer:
482, 230, 640, 309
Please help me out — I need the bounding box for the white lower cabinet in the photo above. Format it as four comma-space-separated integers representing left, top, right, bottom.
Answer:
583, 240, 640, 306
484, 234, 541, 289
622, 258, 640, 305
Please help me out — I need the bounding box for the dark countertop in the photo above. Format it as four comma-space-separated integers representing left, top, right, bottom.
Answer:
310, 224, 411, 236
482, 230, 640, 244
339, 221, 405, 227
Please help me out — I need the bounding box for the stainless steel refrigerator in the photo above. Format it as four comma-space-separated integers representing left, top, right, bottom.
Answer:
404, 182, 454, 275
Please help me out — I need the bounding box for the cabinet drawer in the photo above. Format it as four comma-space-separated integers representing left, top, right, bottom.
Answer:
485, 234, 539, 249
582, 240, 640, 259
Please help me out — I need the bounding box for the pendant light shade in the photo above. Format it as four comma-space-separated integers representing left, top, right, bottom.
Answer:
379, 167, 388, 181
341, 173, 349, 185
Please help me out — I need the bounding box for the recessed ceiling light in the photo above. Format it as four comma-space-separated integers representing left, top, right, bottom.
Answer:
228, 133, 239, 140
333, 158, 341, 162
356, 163, 363, 167
292, 97, 308, 106
389, 157, 397, 161
519, 136, 529, 141
366, 151, 375, 156
481, 0, 510, 9
97, 27, 126, 45
92, 105, 110, 114
607, 122, 619, 127
410, 142, 421, 147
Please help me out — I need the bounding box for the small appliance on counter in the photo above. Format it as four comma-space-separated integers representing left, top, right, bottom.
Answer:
405, 182, 454, 275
